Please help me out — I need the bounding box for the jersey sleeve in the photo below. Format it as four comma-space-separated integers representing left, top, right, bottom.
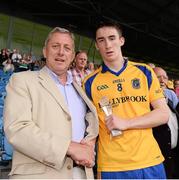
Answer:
82, 71, 98, 101
149, 68, 164, 102
82, 77, 92, 100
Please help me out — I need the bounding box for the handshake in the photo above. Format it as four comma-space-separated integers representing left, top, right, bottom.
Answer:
67, 139, 96, 168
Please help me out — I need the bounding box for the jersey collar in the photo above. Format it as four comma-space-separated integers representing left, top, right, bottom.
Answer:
101, 59, 128, 76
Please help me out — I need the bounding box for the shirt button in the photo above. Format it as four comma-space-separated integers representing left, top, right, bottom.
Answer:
67, 165, 72, 170
67, 116, 71, 121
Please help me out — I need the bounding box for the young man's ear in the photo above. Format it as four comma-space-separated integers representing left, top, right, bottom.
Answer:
95, 42, 99, 50
120, 37, 125, 46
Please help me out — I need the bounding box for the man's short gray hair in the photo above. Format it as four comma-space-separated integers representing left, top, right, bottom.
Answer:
44, 27, 75, 47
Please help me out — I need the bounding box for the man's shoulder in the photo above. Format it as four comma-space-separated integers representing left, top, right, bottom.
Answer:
165, 88, 177, 97
11, 70, 38, 81
165, 88, 178, 108
128, 60, 151, 70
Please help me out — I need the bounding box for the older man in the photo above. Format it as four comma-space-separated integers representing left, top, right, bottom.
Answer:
153, 67, 179, 178
3, 27, 98, 179
70, 50, 91, 86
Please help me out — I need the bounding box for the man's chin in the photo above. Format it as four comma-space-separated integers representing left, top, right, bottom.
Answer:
161, 86, 166, 90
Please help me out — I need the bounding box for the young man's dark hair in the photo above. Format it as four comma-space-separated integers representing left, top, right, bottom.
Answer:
95, 20, 123, 39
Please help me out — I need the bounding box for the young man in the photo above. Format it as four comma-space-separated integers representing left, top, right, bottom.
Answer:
83, 21, 169, 179
4, 27, 98, 179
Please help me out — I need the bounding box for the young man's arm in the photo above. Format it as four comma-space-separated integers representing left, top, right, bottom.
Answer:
106, 98, 169, 131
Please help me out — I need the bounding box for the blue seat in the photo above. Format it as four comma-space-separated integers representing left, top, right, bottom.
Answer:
0, 122, 13, 161
1, 136, 13, 161
0, 99, 4, 107
0, 71, 13, 162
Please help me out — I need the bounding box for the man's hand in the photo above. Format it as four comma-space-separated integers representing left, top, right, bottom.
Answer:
67, 141, 95, 168
80, 138, 96, 148
105, 115, 129, 132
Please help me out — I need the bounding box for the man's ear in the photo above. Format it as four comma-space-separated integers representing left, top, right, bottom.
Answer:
95, 42, 99, 50
42, 47, 46, 58
120, 37, 125, 46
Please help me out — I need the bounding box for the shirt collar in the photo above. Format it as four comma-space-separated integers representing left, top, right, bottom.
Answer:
45, 66, 73, 85
101, 59, 128, 76
75, 67, 89, 74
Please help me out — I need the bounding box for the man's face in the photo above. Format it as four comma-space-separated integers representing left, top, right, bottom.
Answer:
155, 68, 168, 89
95, 26, 124, 63
43, 32, 74, 75
75, 52, 88, 70
174, 80, 179, 89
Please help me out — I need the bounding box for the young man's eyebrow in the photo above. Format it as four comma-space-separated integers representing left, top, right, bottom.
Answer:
108, 35, 116, 38
97, 35, 116, 40
96, 37, 104, 41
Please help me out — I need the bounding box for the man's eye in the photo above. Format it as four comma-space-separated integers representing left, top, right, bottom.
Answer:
52, 45, 59, 48
98, 39, 104, 43
110, 37, 115, 40
65, 47, 71, 51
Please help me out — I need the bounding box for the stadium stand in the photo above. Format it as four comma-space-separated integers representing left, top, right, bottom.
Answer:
0, 69, 13, 164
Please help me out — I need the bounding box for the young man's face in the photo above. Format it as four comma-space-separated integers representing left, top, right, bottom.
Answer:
95, 26, 124, 63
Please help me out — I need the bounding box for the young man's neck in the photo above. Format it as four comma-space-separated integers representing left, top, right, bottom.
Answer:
104, 57, 125, 72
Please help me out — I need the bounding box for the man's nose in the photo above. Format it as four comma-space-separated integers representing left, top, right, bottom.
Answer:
105, 40, 111, 48
58, 47, 64, 55
160, 76, 165, 82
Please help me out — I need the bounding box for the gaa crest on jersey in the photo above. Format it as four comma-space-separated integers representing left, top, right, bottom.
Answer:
97, 84, 109, 91
132, 78, 140, 89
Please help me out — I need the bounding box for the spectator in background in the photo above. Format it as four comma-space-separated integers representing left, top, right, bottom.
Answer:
2, 58, 14, 73
148, 62, 156, 69
11, 49, 22, 63
167, 79, 174, 90
83, 21, 169, 179
29, 52, 37, 71
18, 53, 29, 71
3, 27, 98, 179
154, 67, 178, 108
88, 62, 95, 72
174, 79, 179, 100
153, 67, 179, 178
70, 50, 91, 86
11, 49, 22, 72
0, 48, 9, 68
